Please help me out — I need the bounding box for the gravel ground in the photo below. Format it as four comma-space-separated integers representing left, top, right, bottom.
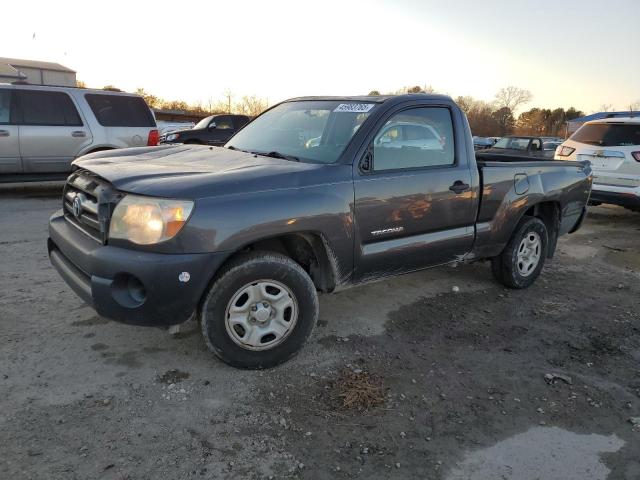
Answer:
1, 184, 639, 479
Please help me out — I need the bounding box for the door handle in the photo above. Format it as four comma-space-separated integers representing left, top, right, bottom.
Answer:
71, 131, 87, 138
0, 129, 9, 137
449, 181, 470, 194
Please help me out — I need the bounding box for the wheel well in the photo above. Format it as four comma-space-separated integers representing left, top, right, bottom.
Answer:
523, 202, 560, 258
223, 233, 337, 293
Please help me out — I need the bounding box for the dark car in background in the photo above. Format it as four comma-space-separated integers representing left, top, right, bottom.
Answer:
159, 114, 251, 146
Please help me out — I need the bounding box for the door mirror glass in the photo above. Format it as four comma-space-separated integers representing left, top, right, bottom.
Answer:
208, 122, 217, 130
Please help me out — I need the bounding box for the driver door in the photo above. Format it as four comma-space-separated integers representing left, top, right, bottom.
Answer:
353, 105, 477, 281
0, 89, 21, 173
206, 115, 235, 146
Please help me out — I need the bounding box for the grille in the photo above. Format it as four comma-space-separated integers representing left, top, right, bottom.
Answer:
63, 169, 118, 243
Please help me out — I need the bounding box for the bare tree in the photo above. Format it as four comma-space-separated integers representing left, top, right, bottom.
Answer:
395, 84, 437, 95
599, 103, 614, 112
494, 86, 533, 113
629, 100, 640, 112
234, 95, 269, 117
135, 88, 160, 109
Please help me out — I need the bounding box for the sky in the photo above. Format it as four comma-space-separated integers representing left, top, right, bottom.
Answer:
3, 0, 639, 113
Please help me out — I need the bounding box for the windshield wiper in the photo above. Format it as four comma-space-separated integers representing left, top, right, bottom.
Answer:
251, 150, 300, 162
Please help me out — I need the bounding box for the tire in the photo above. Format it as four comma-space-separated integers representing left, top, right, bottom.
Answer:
200, 251, 319, 369
491, 216, 548, 289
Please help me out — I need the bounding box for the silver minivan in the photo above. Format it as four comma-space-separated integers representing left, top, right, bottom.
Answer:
0, 84, 158, 178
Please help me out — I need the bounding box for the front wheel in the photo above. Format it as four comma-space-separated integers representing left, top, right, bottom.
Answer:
491, 216, 548, 289
200, 251, 319, 369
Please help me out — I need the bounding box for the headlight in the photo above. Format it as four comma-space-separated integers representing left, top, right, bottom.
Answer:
109, 195, 194, 245
557, 146, 575, 157
166, 133, 179, 141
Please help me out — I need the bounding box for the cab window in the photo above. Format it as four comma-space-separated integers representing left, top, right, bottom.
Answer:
212, 116, 234, 129
373, 107, 454, 171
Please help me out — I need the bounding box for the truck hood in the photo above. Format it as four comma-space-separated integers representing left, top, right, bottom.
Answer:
73, 145, 343, 199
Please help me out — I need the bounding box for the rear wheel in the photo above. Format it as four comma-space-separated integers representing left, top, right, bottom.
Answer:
200, 251, 319, 369
491, 216, 548, 289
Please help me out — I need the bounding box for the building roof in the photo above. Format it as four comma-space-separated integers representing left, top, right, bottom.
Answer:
0, 57, 76, 73
567, 111, 636, 124
0, 63, 27, 79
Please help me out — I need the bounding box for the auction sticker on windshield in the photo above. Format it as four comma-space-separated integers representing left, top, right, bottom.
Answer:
334, 103, 375, 113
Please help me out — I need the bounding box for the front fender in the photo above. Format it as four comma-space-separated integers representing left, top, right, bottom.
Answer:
181, 182, 355, 274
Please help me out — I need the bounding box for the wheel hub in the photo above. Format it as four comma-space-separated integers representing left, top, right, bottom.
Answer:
252, 302, 272, 323
516, 232, 541, 277
225, 280, 298, 351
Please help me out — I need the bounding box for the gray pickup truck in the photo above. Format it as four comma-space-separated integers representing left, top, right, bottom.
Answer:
48, 94, 592, 368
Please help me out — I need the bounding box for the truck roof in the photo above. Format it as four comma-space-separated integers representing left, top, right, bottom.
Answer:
284, 93, 453, 104
587, 116, 640, 125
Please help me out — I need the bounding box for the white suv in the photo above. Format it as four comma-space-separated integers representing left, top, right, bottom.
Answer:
555, 117, 640, 211
0, 84, 158, 181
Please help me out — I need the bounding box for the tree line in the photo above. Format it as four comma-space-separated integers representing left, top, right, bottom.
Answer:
133, 88, 269, 118
84, 81, 638, 138
369, 85, 585, 138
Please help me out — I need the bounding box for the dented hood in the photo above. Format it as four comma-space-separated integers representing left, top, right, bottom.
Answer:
73, 144, 336, 199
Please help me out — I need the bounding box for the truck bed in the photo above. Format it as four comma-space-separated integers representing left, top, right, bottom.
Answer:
472, 153, 592, 259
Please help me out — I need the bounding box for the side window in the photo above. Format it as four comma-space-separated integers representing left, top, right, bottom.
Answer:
0, 90, 11, 124
19, 90, 82, 126
233, 116, 249, 129
373, 107, 454, 171
212, 116, 234, 130
85, 94, 155, 127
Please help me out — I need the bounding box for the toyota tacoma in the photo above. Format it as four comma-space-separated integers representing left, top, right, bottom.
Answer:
48, 94, 592, 368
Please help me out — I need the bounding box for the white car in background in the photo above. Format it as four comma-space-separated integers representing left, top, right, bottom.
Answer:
0, 84, 158, 181
375, 121, 444, 150
555, 117, 640, 211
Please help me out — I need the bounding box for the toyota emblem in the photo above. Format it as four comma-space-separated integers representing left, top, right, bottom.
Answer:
72, 195, 83, 218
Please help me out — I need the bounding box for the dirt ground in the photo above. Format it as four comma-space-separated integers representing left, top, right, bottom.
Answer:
1, 183, 639, 480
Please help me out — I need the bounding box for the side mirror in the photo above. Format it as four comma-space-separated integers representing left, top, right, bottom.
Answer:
360, 146, 373, 172
208, 122, 217, 130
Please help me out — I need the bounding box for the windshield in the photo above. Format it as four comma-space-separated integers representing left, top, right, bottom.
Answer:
226, 100, 377, 163
194, 116, 213, 130
571, 123, 640, 146
493, 137, 530, 150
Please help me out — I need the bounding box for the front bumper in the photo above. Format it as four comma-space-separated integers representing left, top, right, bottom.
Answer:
48, 210, 227, 327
